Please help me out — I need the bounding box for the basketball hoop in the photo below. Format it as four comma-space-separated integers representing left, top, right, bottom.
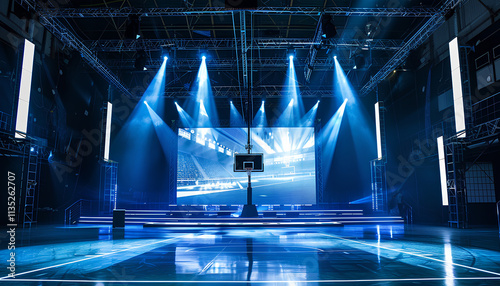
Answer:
245, 167, 253, 176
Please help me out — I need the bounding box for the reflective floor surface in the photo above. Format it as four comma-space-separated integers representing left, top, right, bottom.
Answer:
1, 224, 500, 285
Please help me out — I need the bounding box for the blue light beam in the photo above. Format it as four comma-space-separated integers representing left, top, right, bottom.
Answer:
319, 99, 348, 175
230, 101, 246, 127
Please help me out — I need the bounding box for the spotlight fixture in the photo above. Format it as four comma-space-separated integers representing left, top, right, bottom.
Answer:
124, 14, 141, 39
354, 51, 366, 70
321, 14, 337, 39
287, 47, 296, 59
134, 50, 147, 71
161, 46, 171, 60
202, 55, 206, 60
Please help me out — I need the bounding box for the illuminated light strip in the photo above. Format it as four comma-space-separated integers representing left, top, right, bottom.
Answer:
437, 136, 449, 206
321, 233, 500, 277
15, 39, 35, 139
0, 235, 188, 280
124, 209, 364, 212
3, 277, 500, 283
375, 102, 382, 159
339, 220, 404, 224
143, 222, 342, 226
449, 37, 466, 138
104, 102, 112, 161
80, 216, 399, 221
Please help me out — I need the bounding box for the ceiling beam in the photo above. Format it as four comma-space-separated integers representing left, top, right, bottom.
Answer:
39, 7, 439, 18
17, 0, 133, 98
360, 0, 467, 96
86, 38, 404, 52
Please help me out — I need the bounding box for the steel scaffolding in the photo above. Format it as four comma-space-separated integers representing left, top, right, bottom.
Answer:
371, 159, 387, 212
159, 85, 336, 98
315, 120, 324, 204
22, 142, 40, 228
0, 133, 42, 229
371, 102, 387, 212
361, 0, 466, 95
86, 38, 404, 52
39, 7, 440, 18
445, 134, 468, 228
16, 0, 132, 98
99, 102, 118, 214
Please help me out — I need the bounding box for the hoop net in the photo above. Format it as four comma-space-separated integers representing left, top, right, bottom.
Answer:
245, 167, 253, 176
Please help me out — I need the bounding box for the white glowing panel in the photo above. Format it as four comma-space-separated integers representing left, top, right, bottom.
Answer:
437, 136, 449, 206
15, 39, 35, 138
375, 102, 382, 159
104, 102, 112, 161
449, 38, 466, 138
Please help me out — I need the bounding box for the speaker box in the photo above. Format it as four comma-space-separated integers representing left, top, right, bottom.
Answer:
113, 209, 125, 228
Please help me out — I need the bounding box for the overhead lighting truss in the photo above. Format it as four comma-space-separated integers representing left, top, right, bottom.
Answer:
16, 0, 133, 98
40, 7, 439, 18
360, 0, 467, 96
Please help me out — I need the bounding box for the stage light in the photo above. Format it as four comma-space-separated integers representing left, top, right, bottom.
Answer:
354, 53, 365, 69
321, 14, 337, 39
48, 151, 54, 163
134, 50, 147, 71
334, 55, 337, 59
124, 14, 140, 39
161, 46, 171, 60
15, 39, 35, 139
449, 37, 466, 138
202, 56, 206, 60
287, 47, 296, 59
437, 136, 449, 206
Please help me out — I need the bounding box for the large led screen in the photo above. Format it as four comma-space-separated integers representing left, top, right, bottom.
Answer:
177, 127, 316, 205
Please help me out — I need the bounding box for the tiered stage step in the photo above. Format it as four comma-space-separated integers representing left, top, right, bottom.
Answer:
78, 205, 404, 227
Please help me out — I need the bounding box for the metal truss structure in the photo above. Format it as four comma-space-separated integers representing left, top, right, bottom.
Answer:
304, 17, 324, 83
361, 0, 466, 95
161, 85, 335, 98
40, 7, 439, 18
104, 57, 388, 72
17, 0, 464, 99
87, 38, 403, 52
17, 0, 133, 97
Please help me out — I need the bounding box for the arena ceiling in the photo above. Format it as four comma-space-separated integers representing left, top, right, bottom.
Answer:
15, 0, 463, 98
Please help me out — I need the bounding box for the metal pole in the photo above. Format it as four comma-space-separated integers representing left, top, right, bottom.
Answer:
247, 173, 252, 205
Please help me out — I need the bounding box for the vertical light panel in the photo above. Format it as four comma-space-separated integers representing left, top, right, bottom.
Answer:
104, 102, 112, 161
437, 136, 449, 206
449, 38, 466, 138
375, 102, 382, 159
15, 39, 35, 138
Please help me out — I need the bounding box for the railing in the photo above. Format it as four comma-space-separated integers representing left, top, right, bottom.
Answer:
64, 199, 92, 226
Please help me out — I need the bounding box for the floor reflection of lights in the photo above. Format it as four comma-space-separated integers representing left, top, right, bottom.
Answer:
1, 225, 500, 285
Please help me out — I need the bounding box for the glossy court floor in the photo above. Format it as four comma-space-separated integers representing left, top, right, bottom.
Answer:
1, 224, 500, 285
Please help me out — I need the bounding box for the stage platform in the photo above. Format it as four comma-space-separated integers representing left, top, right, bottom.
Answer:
78, 206, 404, 227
